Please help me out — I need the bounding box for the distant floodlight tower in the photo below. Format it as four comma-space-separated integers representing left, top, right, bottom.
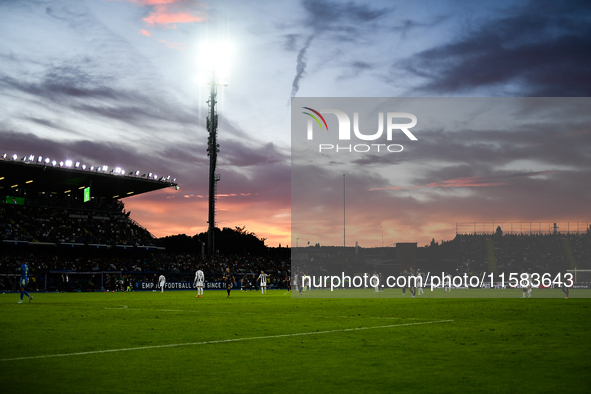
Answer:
200, 41, 231, 258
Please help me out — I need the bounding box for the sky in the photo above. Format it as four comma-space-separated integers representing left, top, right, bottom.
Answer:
1, 0, 590, 248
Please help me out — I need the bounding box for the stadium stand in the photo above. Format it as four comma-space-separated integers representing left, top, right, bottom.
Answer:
0, 154, 291, 292
457, 232, 591, 274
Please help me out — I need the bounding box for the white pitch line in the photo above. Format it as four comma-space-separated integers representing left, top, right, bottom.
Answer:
0, 319, 453, 362
18, 304, 424, 320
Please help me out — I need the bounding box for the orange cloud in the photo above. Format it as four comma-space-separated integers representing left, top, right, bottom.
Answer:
369, 176, 508, 191
139, 29, 151, 36
369, 171, 562, 192
157, 38, 185, 50
117, 0, 206, 28
144, 6, 206, 26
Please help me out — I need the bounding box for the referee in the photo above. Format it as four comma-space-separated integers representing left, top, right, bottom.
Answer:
223, 267, 235, 297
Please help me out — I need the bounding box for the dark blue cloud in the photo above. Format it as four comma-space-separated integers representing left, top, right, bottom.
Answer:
402, 1, 591, 96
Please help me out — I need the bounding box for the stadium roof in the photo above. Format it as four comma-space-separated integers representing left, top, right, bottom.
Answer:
0, 159, 178, 200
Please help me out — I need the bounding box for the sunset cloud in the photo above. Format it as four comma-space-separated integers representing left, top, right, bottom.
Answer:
143, 6, 205, 27
369, 176, 508, 191
157, 38, 185, 50
121, 0, 206, 28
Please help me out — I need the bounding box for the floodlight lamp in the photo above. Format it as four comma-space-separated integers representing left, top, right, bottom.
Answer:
153, 175, 158, 180
37, 156, 43, 163
59, 161, 64, 167
12, 154, 17, 161
135, 170, 140, 176
173, 178, 176, 182
52, 160, 57, 166
115, 167, 121, 174
120, 169, 125, 175
44, 158, 50, 164
141, 174, 146, 178
90, 166, 95, 171
198, 41, 233, 83
28, 155, 35, 162
21, 156, 26, 162
75, 162, 80, 168
166, 175, 170, 180
82, 164, 86, 170
65, 160, 72, 167
2, 153, 6, 159
102, 165, 108, 172
148, 172, 153, 178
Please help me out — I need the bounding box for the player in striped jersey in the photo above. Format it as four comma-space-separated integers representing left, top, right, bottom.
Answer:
194, 268, 205, 297
258, 271, 269, 294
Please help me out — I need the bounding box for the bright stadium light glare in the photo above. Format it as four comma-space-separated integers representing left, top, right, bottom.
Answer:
12, 154, 17, 161
148, 172, 153, 178
90, 165, 94, 171
81, 164, 86, 170
75, 162, 80, 168
52, 160, 57, 166
59, 161, 64, 167
65, 160, 72, 167
135, 170, 140, 176
28, 155, 35, 162
198, 41, 233, 84
37, 156, 43, 163
102, 165, 108, 172
115, 167, 121, 174
120, 168, 125, 175
44, 158, 50, 164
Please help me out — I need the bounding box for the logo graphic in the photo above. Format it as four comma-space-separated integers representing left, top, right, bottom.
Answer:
304, 109, 417, 141
302, 107, 329, 132
302, 107, 418, 153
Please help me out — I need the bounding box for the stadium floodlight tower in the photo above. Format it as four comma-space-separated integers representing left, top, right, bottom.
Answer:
199, 41, 231, 258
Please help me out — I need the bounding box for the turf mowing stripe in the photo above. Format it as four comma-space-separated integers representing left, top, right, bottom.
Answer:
0, 319, 453, 362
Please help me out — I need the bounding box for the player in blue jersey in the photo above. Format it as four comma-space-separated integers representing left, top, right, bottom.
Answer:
17, 261, 33, 304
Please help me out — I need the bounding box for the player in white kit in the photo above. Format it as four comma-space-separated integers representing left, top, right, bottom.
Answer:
444, 272, 451, 293
416, 270, 424, 295
372, 272, 380, 293
194, 268, 205, 298
521, 270, 532, 298
258, 271, 269, 294
158, 274, 166, 293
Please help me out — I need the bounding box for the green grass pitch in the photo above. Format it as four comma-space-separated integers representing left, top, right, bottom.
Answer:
1, 289, 590, 393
